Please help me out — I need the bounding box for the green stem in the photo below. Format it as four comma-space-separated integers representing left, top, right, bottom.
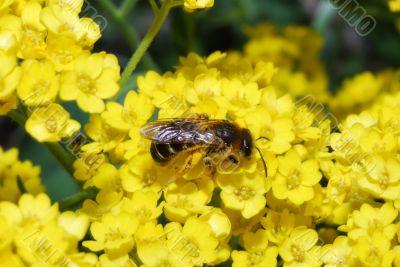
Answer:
119, 0, 174, 88
351, 195, 383, 207
119, 0, 139, 17
7, 110, 75, 177
59, 188, 97, 210
7, 109, 26, 125
148, 0, 160, 14
45, 142, 75, 176
97, 0, 158, 71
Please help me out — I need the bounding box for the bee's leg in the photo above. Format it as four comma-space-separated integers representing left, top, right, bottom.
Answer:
203, 156, 213, 169
158, 154, 194, 193
203, 156, 216, 175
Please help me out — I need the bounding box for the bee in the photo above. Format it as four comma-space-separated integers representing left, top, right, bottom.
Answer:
140, 114, 267, 189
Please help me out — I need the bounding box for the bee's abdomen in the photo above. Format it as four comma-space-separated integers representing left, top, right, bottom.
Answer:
150, 142, 193, 163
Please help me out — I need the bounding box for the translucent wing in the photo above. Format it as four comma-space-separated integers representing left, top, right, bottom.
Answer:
140, 118, 226, 145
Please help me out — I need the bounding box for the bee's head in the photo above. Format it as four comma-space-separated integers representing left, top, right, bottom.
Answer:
240, 128, 253, 159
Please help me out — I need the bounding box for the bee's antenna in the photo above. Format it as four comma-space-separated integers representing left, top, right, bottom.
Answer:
255, 136, 269, 177
256, 136, 269, 141
255, 146, 268, 177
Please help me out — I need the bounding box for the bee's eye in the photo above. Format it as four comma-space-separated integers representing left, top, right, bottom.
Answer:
228, 155, 239, 164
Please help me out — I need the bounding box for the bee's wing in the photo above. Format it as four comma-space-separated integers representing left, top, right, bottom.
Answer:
140, 118, 225, 145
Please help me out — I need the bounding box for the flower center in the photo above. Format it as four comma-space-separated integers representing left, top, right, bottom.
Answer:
54, 50, 74, 65
143, 173, 156, 187
291, 244, 304, 262
21, 30, 46, 53
78, 75, 96, 94
366, 248, 380, 266
287, 171, 301, 190
175, 195, 190, 207
33, 80, 51, 96
45, 116, 58, 133
368, 219, 382, 233
135, 208, 152, 221
106, 228, 125, 240
122, 108, 137, 124
378, 171, 389, 189
248, 251, 264, 265
234, 186, 255, 201
180, 238, 200, 259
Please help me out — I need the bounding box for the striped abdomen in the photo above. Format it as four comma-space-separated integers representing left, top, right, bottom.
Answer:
150, 142, 194, 164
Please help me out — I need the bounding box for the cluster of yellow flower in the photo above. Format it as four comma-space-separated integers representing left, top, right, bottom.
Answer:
388, 0, 400, 12
0, 147, 44, 202
1, 0, 400, 266
0, 0, 120, 142
244, 23, 329, 103
0, 193, 95, 266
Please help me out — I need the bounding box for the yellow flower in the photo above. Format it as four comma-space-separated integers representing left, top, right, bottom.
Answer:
91, 162, 121, 191
338, 202, 398, 241
164, 216, 219, 266
0, 147, 45, 202
120, 154, 170, 193
0, 251, 24, 267
72, 153, 105, 184
84, 114, 126, 155
199, 208, 231, 240
184, 0, 214, 12
353, 233, 392, 267
241, 229, 269, 252
231, 247, 279, 267
135, 222, 190, 267
45, 35, 83, 71
98, 253, 137, 267
245, 91, 295, 154
217, 78, 262, 117
121, 190, 164, 224
260, 209, 299, 245
388, 0, 400, 12
279, 227, 321, 267
12, 2, 47, 58
217, 170, 268, 219
0, 213, 14, 251
116, 130, 150, 161
25, 103, 80, 142
329, 72, 383, 120
59, 52, 120, 113
17, 59, 58, 107
320, 236, 356, 267
388, 246, 400, 266
244, 24, 329, 102
0, 193, 58, 230
80, 190, 123, 221
272, 149, 321, 205
0, 51, 20, 100
358, 155, 400, 200
0, 0, 14, 14
83, 212, 138, 257
58, 211, 89, 245
47, 0, 84, 14
68, 252, 98, 266
41, 4, 86, 41
101, 91, 154, 133
185, 73, 222, 106
0, 95, 18, 115
164, 178, 214, 223
292, 105, 321, 141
